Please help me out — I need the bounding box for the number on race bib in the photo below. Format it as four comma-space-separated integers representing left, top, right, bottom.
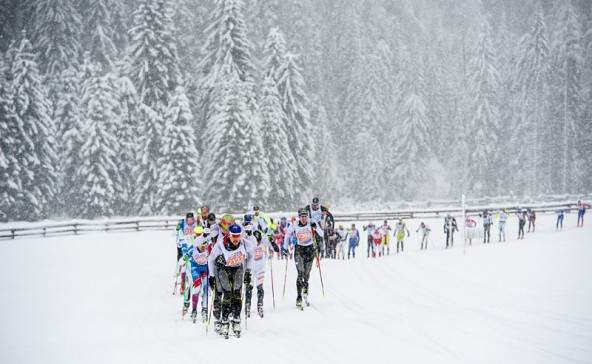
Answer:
226, 252, 246, 266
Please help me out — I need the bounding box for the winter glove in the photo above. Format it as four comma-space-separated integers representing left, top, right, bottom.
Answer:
245, 224, 253, 235
310, 222, 317, 229
282, 248, 290, 256
203, 227, 210, 238
271, 242, 280, 253
244, 270, 251, 285
209, 276, 216, 291
407, 232, 410, 238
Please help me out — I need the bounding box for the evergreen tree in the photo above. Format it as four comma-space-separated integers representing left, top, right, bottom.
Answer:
277, 52, 314, 201
549, 0, 584, 193
5, 36, 58, 220
81, 0, 118, 70
203, 72, 269, 211
466, 19, 500, 196
156, 86, 201, 215
392, 55, 432, 200
55, 65, 84, 216
30, 0, 82, 78
263, 28, 287, 81
75, 65, 123, 218
0, 51, 14, 220
127, 0, 181, 114
113, 58, 139, 215
513, 4, 550, 196
197, 0, 258, 126
259, 75, 296, 210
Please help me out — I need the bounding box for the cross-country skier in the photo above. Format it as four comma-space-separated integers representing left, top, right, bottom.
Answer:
305, 197, 335, 258
188, 226, 212, 322
371, 228, 382, 258
176, 212, 198, 260
556, 209, 566, 230
380, 220, 392, 255
335, 224, 347, 259
496, 208, 509, 242
464, 215, 477, 246
244, 230, 279, 318
326, 227, 338, 259
198, 205, 210, 226
208, 224, 254, 338
516, 209, 527, 239
253, 206, 276, 234
394, 218, 410, 253
481, 210, 493, 243
527, 208, 536, 232
282, 208, 324, 309
443, 214, 458, 249
416, 222, 431, 250
576, 200, 589, 227
363, 222, 377, 258
346, 224, 360, 259
210, 213, 236, 332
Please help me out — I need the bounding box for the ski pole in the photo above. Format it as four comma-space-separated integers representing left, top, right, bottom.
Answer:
269, 257, 276, 309
282, 253, 289, 300
172, 260, 181, 295
242, 283, 248, 331
206, 284, 215, 334
312, 235, 326, 298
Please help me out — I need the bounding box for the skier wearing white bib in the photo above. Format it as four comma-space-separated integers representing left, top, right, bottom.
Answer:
282, 208, 324, 308
244, 230, 279, 318
208, 224, 254, 338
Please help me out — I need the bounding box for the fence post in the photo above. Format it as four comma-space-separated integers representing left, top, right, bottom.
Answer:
105, 223, 109, 232
11, 229, 15, 239
74, 224, 78, 235
43, 227, 46, 237
136, 221, 140, 231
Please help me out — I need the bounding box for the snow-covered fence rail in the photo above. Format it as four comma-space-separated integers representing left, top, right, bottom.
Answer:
0, 199, 584, 240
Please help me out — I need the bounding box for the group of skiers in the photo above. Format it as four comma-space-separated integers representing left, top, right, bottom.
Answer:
173, 198, 332, 339
172, 199, 588, 339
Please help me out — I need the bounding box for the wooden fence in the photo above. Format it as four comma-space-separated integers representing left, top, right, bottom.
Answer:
0, 199, 584, 240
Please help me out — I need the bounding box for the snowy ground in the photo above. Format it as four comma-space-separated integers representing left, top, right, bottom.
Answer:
1, 214, 591, 363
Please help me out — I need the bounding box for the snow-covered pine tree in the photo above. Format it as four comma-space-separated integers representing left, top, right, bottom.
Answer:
29, 0, 82, 78
277, 52, 314, 201
203, 72, 269, 211
75, 64, 123, 218
197, 0, 258, 127
127, 0, 182, 214
466, 19, 500, 197
0, 51, 14, 220
113, 57, 139, 215
549, 1, 584, 194
0, 0, 18, 52
155, 86, 201, 215
5, 35, 58, 220
259, 75, 296, 210
513, 3, 550, 197
81, 0, 118, 71
263, 28, 287, 82
392, 54, 432, 200
245, 0, 281, 54
127, 0, 181, 114
55, 66, 84, 216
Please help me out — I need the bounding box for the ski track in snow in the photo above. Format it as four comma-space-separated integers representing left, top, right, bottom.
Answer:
0, 215, 591, 363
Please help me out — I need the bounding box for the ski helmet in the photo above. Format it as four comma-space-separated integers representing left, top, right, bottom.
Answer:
194, 226, 204, 235
186, 212, 194, 219
253, 206, 260, 211
229, 224, 242, 236
220, 214, 236, 231
207, 213, 216, 221
243, 214, 253, 224
298, 208, 308, 217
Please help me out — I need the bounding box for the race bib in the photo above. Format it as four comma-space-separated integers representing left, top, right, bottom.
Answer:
254, 247, 264, 260
225, 251, 246, 266
194, 252, 208, 265
296, 229, 312, 244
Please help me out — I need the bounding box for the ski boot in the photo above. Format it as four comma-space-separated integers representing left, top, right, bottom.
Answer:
221, 320, 230, 339
257, 302, 264, 318
191, 308, 197, 323
303, 288, 310, 306
201, 307, 208, 323
296, 296, 303, 311
214, 320, 222, 334
232, 318, 241, 338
